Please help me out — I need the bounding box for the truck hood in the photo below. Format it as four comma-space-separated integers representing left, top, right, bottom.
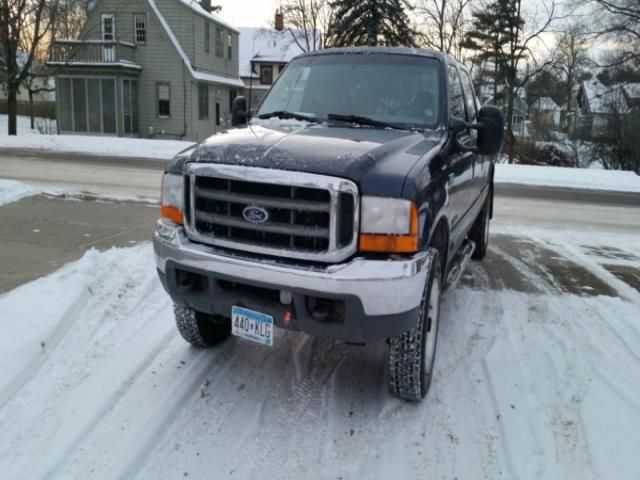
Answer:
180, 120, 444, 197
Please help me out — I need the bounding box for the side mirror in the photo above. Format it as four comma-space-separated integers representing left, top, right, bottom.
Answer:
448, 116, 467, 135
231, 96, 248, 127
448, 107, 504, 156
476, 105, 504, 156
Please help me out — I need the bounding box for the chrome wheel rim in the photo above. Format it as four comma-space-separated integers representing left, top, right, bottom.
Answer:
423, 276, 440, 379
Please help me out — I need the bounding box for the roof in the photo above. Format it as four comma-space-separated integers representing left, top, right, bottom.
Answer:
580, 78, 629, 114
147, 0, 244, 88
302, 46, 445, 61
238, 27, 318, 78
178, 0, 239, 33
533, 97, 560, 111
623, 83, 640, 97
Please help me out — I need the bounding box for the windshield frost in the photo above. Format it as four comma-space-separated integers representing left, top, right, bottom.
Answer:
257, 54, 442, 129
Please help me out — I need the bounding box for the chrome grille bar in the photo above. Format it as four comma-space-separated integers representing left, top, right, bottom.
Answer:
184, 163, 359, 263
194, 211, 330, 238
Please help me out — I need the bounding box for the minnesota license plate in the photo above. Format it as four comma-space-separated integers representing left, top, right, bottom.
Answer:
231, 306, 274, 346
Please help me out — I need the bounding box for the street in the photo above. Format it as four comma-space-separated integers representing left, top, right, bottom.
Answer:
0, 154, 639, 479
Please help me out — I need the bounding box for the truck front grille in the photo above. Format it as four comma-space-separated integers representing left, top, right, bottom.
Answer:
184, 164, 359, 263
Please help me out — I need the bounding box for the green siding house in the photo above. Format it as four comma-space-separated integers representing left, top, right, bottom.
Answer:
47, 0, 243, 141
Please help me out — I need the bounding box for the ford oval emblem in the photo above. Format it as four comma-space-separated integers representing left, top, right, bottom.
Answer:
242, 205, 269, 224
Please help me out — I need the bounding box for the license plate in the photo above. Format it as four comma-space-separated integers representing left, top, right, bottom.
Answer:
231, 306, 274, 346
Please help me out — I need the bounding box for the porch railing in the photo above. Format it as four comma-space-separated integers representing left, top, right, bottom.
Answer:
49, 40, 137, 66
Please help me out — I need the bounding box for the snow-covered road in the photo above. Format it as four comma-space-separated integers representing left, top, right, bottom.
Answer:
1, 225, 639, 479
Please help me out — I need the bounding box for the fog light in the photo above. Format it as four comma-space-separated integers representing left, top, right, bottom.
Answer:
156, 219, 178, 243
280, 290, 293, 305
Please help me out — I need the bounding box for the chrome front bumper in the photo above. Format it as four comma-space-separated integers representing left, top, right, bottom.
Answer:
154, 219, 432, 317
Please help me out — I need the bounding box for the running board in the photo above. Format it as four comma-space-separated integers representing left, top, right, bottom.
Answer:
445, 240, 475, 290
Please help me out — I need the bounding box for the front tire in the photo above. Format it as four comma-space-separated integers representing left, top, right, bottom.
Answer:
388, 250, 442, 402
174, 304, 231, 348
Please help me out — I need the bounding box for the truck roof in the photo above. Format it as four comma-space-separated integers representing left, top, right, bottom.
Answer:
295, 46, 463, 68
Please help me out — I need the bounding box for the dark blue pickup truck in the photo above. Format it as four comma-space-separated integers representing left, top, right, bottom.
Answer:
154, 47, 504, 401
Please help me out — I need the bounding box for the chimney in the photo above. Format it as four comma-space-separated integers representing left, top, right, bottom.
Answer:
275, 10, 284, 31
200, 0, 211, 13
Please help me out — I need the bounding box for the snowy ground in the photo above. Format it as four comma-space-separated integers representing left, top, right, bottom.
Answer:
0, 113, 57, 135
0, 179, 35, 206
0, 178, 158, 205
0, 114, 192, 160
0, 223, 639, 479
3, 113, 640, 193
495, 164, 640, 193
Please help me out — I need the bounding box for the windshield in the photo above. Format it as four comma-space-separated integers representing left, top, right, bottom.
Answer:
256, 53, 443, 130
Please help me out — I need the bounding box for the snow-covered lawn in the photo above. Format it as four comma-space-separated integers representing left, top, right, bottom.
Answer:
0, 114, 192, 160
3, 113, 639, 192
0, 227, 639, 479
495, 164, 640, 193
0, 113, 57, 135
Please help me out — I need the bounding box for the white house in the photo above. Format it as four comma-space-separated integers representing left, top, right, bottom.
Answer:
575, 78, 640, 136
238, 12, 319, 109
531, 96, 561, 128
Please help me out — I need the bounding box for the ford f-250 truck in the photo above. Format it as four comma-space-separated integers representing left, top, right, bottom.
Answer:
154, 47, 504, 402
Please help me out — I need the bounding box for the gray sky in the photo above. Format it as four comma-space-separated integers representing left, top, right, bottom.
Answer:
216, 0, 279, 27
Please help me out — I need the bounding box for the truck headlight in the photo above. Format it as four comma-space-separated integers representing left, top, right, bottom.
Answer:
359, 196, 418, 253
160, 173, 184, 225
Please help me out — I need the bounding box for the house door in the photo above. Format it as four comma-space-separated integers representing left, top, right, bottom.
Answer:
123, 79, 138, 135
101, 14, 115, 62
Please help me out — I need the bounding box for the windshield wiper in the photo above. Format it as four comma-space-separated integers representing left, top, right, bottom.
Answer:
327, 113, 405, 130
257, 111, 318, 122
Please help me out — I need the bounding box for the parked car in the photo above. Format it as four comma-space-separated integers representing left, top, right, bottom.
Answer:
154, 47, 504, 401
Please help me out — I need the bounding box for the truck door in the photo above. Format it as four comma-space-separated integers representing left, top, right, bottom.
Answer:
460, 69, 489, 199
445, 64, 475, 245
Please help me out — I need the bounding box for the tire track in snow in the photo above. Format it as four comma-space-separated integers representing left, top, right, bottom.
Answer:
112, 340, 243, 480
41, 295, 175, 479
0, 288, 90, 410
481, 292, 559, 480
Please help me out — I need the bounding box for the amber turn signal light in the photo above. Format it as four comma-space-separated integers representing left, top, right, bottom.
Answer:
359, 203, 418, 253
160, 204, 184, 225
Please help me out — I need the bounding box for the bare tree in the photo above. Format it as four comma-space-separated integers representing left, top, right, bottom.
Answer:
1, 0, 58, 135
280, 0, 333, 50
499, 0, 561, 162
416, 0, 472, 56
553, 22, 590, 128
590, 0, 640, 63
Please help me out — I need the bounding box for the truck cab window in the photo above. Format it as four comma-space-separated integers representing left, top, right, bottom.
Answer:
447, 65, 466, 120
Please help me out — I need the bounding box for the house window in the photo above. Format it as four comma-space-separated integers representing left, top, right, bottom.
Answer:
134, 14, 146, 44
57, 77, 116, 134
260, 65, 273, 85
215, 28, 224, 56
227, 33, 232, 59
216, 102, 221, 126
198, 83, 209, 119
123, 78, 138, 134
204, 21, 210, 52
157, 82, 171, 117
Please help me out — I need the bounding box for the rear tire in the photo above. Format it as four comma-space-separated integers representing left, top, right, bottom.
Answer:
388, 250, 442, 402
174, 304, 231, 348
470, 189, 491, 261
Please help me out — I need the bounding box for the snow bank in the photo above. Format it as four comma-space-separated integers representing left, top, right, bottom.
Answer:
496, 164, 640, 193
0, 179, 35, 206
